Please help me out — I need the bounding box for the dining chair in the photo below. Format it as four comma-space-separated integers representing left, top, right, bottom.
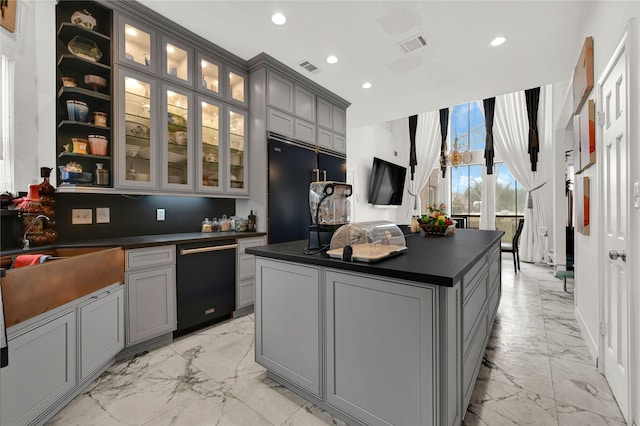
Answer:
501, 218, 524, 272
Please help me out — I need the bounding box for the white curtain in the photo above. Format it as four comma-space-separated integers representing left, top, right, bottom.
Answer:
479, 170, 496, 230
406, 111, 442, 220
494, 87, 550, 263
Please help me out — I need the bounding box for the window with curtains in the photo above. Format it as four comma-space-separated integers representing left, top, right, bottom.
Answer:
418, 101, 524, 234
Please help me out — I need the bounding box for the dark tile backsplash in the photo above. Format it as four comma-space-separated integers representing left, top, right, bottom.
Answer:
55, 193, 235, 242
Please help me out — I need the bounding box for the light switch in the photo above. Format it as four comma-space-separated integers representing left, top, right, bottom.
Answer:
96, 207, 110, 223
157, 208, 165, 221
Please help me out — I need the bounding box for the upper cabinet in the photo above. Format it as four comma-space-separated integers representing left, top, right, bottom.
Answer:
116, 68, 158, 189
109, 7, 250, 197
55, 1, 113, 189
317, 96, 346, 154
162, 37, 193, 87
258, 60, 348, 155
118, 16, 157, 74
227, 67, 248, 108
197, 52, 222, 98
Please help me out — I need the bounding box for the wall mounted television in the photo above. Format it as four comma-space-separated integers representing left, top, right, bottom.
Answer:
368, 157, 407, 206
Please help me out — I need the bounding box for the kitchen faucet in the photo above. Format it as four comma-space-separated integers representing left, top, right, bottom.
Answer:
23, 214, 51, 249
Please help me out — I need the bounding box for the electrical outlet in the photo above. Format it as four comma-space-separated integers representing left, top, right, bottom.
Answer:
96, 207, 110, 224
71, 208, 92, 225
157, 208, 165, 221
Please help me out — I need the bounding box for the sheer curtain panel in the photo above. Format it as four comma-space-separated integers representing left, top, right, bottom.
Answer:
494, 87, 550, 263
406, 111, 442, 220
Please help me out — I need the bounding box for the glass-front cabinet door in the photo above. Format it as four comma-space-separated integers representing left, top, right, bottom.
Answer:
197, 52, 222, 98
117, 69, 158, 188
227, 107, 248, 194
162, 36, 193, 87
197, 96, 223, 193
227, 66, 248, 107
163, 85, 193, 191
117, 15, 157, 74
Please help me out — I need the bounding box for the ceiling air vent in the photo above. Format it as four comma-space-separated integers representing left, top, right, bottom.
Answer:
398, 35, 427, 53
299, 60, 320, 74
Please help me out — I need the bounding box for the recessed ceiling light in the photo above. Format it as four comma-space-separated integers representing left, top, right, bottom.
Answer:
490, 37, 506, 47
166, 45, 175, 53
271, 12, 286, 25
125, 27, 138, 37
362, 82, 372, 89
326, 55, 338, 64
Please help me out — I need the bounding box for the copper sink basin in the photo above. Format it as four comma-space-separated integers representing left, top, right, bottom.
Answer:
0, 246, 124, 327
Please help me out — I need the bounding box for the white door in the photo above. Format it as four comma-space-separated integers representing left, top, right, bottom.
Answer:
600, 34, 629, 422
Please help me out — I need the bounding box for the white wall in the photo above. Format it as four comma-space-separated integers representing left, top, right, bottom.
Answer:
566, 2, 640, 422
0, 0, 56, 193
346, 118, 415, 225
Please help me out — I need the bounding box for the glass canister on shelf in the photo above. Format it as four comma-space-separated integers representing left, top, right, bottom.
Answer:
219, 215, 231, 231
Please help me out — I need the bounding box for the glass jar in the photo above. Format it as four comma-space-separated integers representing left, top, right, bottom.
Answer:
202, 217, 212, 233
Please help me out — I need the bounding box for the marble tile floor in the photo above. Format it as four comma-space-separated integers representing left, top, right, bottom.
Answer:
48, 255, 625, 426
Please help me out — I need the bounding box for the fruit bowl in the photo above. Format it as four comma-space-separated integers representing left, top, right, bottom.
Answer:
419, 223, 454, 237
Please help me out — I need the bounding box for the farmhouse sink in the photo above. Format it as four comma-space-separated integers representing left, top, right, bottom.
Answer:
0, 246, 124, 327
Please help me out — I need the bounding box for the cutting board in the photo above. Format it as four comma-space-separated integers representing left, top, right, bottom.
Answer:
326, 243, 407, 263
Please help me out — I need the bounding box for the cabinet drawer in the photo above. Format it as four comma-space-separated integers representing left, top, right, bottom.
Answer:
463, 310, 487, 406
126, 245, 175, 270
238, 236, 266, 254
488, 249, 500, 288
462, 260, 487, 302
463, 273, 487, 350
267, 107, 294, 137
238, 253, 256, 280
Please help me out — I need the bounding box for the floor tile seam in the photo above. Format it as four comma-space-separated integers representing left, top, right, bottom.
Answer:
554, 402, 628, 424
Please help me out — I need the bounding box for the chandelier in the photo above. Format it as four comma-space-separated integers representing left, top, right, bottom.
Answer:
442, 137, 472, 168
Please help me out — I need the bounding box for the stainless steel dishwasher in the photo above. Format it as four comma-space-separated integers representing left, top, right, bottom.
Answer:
175, 239, 237, 335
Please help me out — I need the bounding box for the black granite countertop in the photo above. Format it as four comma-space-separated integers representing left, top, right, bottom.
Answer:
0, 231, 266, 256
246, 229, 503, 287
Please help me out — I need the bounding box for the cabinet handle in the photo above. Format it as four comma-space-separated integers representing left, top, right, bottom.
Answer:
322, 170, 327, 181
180, 244, 238, 255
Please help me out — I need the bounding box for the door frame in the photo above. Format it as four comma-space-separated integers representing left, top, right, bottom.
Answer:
596, 21, 636, 423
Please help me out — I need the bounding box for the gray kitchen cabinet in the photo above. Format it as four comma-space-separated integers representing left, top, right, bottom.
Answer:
317, 97, 332, 129
267, 106, 294, 138
79, 286, 125, 381
324, 270, 438, 426
294, 85, 316, 122
0, 282, 125, 426
125, 245, 176, 346
294, 118, 316, 145
317, 96, 347, 154
251, 237, 501, 426
226, 65, 249, 108
161, 82, 195, 191
118, 14, 158, 75
236, 236, 267, 309
255, 258, 321, 397
0, 310, 77, 426
267, 71, 294, 113
161, 35, 194, 88
116, 67, 160, 190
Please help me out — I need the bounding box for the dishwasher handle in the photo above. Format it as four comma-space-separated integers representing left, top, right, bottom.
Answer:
180, 243, 238, 255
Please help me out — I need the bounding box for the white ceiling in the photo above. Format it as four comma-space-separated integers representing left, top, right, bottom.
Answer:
138, 0, 596, 129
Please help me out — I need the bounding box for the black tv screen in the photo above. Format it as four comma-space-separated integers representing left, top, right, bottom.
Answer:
368, 157, 407, 205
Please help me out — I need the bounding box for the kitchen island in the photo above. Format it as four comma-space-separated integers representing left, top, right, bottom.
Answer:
247, 229, 503, 426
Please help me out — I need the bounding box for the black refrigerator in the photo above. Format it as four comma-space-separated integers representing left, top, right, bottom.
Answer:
267, 135, 346, 244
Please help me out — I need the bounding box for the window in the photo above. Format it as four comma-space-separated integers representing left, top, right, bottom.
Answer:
419, 100, 524, 233
0, 55, 15, 193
